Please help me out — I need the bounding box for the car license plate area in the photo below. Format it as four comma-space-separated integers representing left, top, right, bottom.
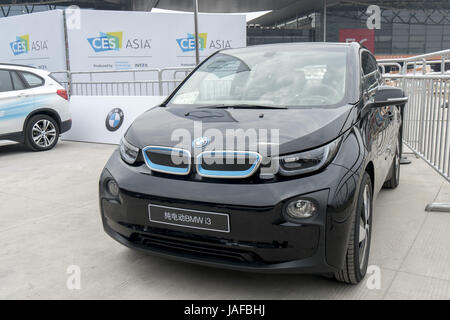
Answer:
148, 204, 230, 233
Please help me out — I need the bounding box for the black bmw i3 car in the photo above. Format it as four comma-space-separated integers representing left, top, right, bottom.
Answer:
99, 43, 407, 284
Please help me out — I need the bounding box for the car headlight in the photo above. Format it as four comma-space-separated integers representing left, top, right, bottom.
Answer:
279, 136, 342, 176
119, 136, 139, 164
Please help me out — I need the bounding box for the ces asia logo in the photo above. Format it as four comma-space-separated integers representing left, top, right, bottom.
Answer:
176, 33, 207, 52
176, 33, 232, 52
9, 34, 48, 56
87, 32, 122, 52
87, 31, 151, 53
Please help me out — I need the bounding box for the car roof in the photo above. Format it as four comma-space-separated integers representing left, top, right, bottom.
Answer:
0, 63, 50, 76
221, 41, 361, 54
0, 63, 36, 68
217, 42, 364, 63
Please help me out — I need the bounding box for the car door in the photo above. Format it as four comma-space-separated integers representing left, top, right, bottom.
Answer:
0, 69, 33, 135
360, 50, 393, 193
367, 53, 397, 177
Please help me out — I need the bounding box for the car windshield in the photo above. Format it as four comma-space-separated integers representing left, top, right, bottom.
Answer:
169, 45, 349, 107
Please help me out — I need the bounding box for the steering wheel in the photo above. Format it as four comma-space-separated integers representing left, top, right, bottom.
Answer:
298, 96, 330, 104
307, 84, 342, 100
285, 83, 342, 105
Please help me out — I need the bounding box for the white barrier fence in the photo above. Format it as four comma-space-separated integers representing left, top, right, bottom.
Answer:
51, 67, 193, 97
380, 49, 450, 184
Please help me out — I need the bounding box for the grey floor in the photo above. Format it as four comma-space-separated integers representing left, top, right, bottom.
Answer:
0, 140, 449, 299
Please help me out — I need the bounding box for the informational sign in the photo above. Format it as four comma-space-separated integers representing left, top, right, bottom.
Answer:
0, 9, 246, 145
163, 12, 246, 68
339, 29, 375, 53
0, 10, 67, 71
66, 10, 246, 71
62, 96, 165, 144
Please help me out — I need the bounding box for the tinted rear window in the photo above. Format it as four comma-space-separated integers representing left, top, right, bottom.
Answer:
0, 70, 13, 92
11, 71, 26, 90
21, 72, 44, 87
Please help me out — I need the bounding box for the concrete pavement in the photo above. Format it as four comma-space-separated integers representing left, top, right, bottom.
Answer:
0, 141, 449, 299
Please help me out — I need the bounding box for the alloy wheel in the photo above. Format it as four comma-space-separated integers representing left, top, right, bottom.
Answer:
394, 150, 400, 182
32, 119, 57, 148
359, 184, 371, 269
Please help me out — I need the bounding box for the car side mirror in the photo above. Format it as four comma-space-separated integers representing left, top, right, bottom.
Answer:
369, 86, 408, 108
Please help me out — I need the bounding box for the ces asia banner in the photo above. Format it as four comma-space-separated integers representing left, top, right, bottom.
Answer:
339, 29, 375, 53
66, 10, 246, 71
0, 10, 67, 71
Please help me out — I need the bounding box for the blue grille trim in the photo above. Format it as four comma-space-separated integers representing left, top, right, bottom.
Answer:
142, 146, 191, 175
196, 151, 262, 179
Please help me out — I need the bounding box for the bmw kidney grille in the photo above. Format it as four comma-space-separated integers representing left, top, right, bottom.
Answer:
142, 147, 262, 178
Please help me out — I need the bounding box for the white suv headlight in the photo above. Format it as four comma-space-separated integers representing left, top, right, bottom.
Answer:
119, 137, 139, 164
279, 136, 342, 176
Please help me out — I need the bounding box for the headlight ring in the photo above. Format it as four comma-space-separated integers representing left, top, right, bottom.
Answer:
119, 136, 140, 164
278, 136, 342, 176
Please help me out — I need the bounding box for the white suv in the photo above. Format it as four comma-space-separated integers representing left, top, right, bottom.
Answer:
0, 64, 71, 151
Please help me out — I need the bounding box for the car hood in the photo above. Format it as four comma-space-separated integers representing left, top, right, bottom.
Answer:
125, 104, 355, 155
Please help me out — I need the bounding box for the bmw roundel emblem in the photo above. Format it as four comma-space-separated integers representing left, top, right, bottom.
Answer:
192, 136, 210, 148
106, 108, 124, 132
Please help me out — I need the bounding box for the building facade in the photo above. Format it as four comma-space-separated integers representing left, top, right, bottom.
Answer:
2, 0, 449, 56
248, 1, 450, 56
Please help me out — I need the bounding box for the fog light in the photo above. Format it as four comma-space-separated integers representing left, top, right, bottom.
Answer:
286, 199, 317, 219
106, 179, 120, 197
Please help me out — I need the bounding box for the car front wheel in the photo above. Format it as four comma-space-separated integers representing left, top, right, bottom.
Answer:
25, 115, 60, 151
335, 171, 373, 284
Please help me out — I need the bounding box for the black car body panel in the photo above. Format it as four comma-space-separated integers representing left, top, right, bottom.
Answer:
99, 42, 404, 274
100, 149, 355, 272
126, 104, 354, 155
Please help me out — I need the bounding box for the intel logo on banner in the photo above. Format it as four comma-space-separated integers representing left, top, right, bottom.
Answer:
87, 32, 122, 52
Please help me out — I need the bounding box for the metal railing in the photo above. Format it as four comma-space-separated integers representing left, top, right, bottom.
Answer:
50, 67, 193, 97
380, 49, 450, 184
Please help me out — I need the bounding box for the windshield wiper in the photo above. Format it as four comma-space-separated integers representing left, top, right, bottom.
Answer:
199, 104, 288, 110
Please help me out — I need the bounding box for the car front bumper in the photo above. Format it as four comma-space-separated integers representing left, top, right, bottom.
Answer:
99, 149, 361, 274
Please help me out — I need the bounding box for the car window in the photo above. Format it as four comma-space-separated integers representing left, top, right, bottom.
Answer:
11, 71, 26, 90
169, 46, 349, 107
21, 72, 44, 87
0, 70, 13, 93
361, 52, 377, 75
361, 51, 379, 91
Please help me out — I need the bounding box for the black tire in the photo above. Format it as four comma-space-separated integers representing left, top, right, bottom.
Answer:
25, 114, 60, 151
383, 138, 401, 189
335, 172, 373, 284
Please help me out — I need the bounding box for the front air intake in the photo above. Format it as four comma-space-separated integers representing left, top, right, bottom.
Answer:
196, 151, 262, 179
142, 146, 191, 175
